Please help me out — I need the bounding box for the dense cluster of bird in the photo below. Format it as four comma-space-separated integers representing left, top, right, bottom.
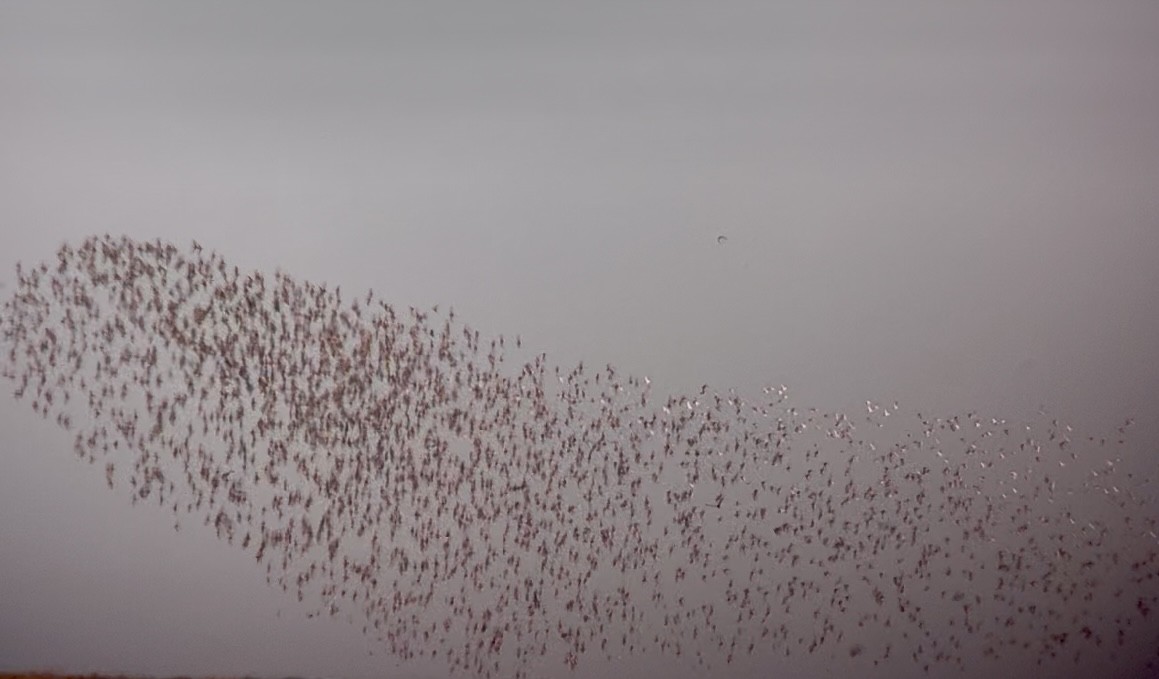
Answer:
1, 235, 1157, 678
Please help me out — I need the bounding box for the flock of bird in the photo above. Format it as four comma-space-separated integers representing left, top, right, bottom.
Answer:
1, 235, 1157, 678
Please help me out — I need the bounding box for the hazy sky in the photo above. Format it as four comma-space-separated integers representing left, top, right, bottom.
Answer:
1, 3, 1158, 679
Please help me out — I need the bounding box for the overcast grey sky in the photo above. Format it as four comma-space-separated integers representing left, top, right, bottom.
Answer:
2, 3, 1158, 679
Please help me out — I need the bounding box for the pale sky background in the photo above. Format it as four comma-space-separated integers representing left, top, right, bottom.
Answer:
1, 2, 1158, 679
